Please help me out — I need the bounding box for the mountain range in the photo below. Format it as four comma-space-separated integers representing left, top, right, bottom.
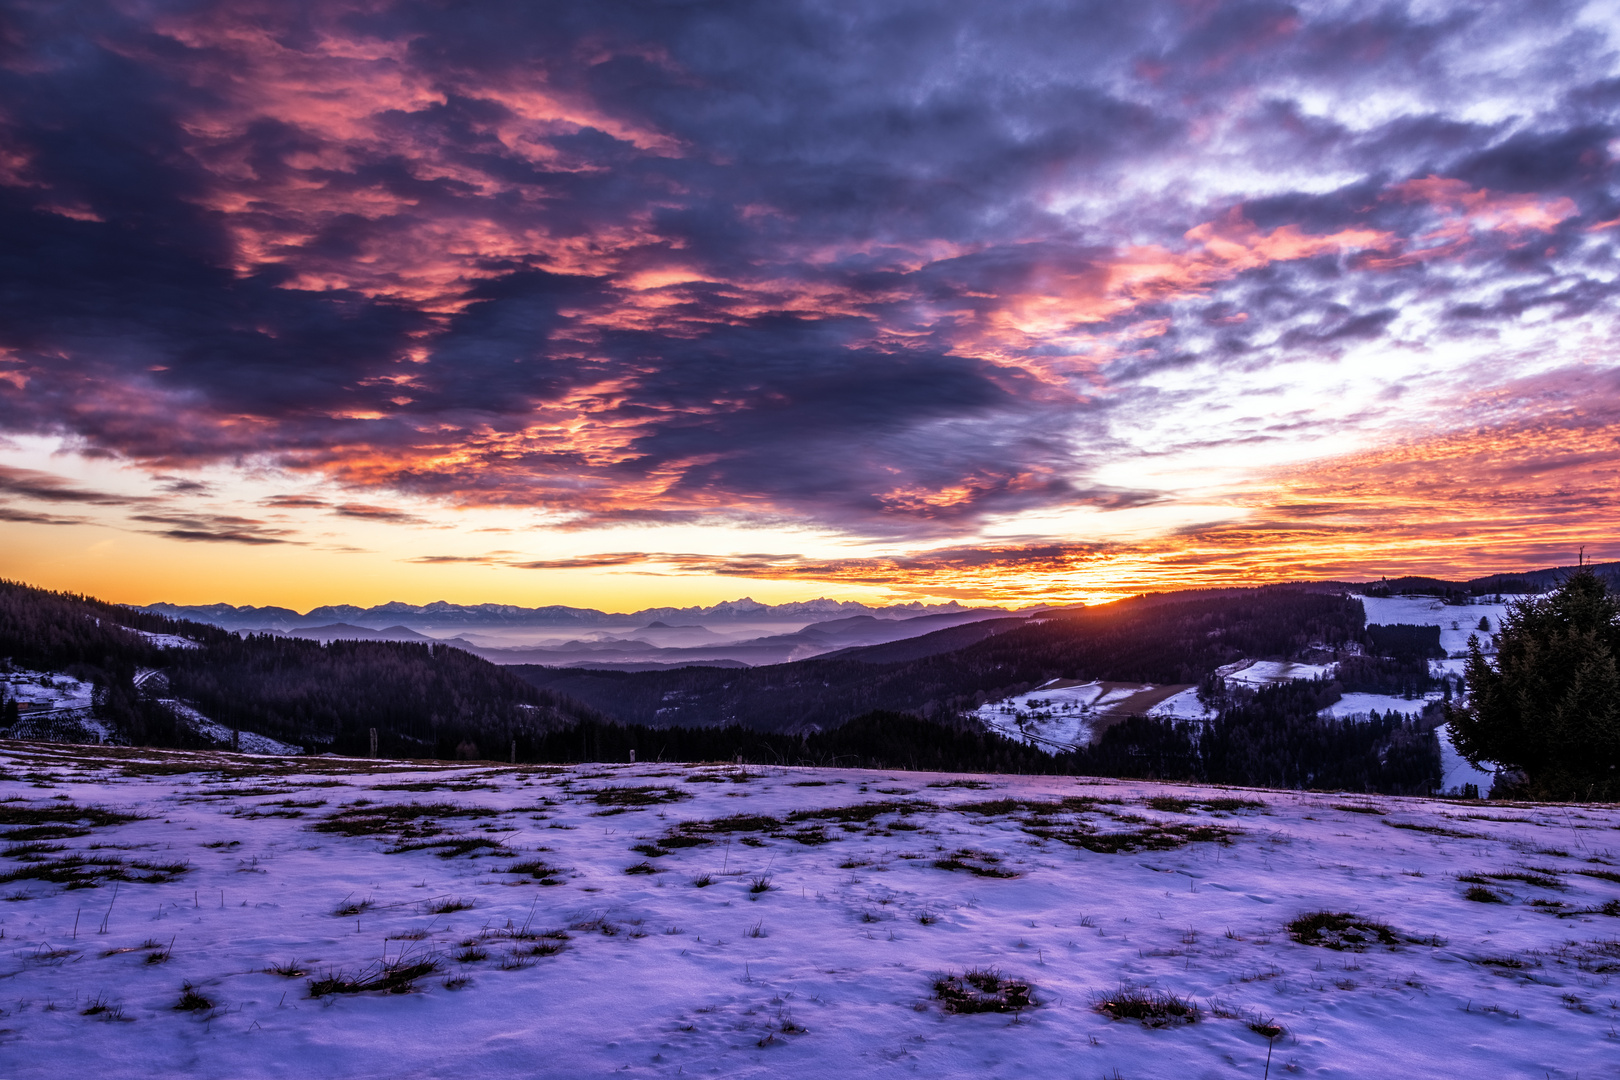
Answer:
140, 597, 1024, 669
142, 596, 983, 632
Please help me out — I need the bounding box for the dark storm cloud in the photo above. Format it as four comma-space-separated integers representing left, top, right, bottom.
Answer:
0, 0, 1617, 539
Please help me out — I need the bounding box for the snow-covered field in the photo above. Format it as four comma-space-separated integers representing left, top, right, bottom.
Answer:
1357, 595, 1518, 657
974, 681, 1199, 750
1222, 660, 1337, 689
1, 742, 1617, 1079
131, 630, 202, 651
2, 671, 97, 713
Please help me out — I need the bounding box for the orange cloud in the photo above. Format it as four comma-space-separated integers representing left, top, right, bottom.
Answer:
1357, 176, 1579, 269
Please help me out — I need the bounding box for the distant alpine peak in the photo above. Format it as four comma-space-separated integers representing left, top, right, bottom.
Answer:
140, 595, 976, 632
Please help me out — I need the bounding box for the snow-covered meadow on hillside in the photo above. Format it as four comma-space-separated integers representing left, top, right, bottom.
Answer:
972, 594, 1512, 796
1, 742, 1617, 1079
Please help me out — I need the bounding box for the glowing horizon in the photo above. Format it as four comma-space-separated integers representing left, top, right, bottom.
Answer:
2, 2, 1618, 611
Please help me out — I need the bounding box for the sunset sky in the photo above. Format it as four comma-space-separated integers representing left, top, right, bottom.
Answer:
2, 0, 1618, 611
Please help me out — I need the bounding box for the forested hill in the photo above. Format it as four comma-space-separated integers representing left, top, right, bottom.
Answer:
161, 636, 604, 758
517, 586, 1366, 732
0, 579, 603, 756
0, 578, 231, 672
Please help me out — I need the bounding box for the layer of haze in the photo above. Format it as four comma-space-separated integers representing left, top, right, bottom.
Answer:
2, 0, 1619, 608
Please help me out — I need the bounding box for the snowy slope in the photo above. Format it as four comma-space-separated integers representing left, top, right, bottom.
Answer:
157, 701, 304, 756
132, 630, 201, 650
1, 743, 1616, 1079
1222, 660, 1336, 688
973, 681, 1196, 751
1356, 595, 1520, 657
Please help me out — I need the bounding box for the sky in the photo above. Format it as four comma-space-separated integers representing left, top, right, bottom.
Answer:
2, 0, 1619, 611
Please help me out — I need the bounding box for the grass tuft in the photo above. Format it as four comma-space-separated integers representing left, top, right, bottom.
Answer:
788, 801, 933, 825
933, 968, 1034, 1014
1286, 911, 1399, 950
388, 836, 508, 859
586, 786, 691, 809
314, 802, 497, 838
81, 993, 124, 1018
427, 897, 472, 914
1464, 885, 1506, 903
174, 982, 213, 1012
308, 954, 441, 996
504, 858, 566, 885
1095, 984, 1198, 1027
932, 848, 1019, 878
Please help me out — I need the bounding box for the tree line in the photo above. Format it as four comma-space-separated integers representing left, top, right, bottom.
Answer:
517, 586, 1369, 732
515, 678, 1439, 795
0, 579, 601, 758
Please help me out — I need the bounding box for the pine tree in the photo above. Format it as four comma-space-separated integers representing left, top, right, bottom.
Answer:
1448, 569, 1620, 800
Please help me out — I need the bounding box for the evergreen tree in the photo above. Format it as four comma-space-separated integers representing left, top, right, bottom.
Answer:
1448, 570, 1620, 800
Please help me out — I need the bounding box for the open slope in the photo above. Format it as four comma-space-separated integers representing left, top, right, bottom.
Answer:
1, 742, 1616, 1079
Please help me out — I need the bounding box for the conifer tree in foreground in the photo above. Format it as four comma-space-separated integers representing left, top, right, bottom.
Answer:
1448, 569, 1620, 800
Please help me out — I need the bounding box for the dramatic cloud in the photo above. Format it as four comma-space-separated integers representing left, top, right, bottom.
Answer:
1, 1, 1617, 600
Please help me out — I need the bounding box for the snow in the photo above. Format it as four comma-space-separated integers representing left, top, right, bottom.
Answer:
972, 662, 1336, 754
1318, 692, 1427, 721
972, 681, 1194, 751
1222, 660, 1336, 688
1145, 686, 1212, 721
2, 670, 97, 713
2, 744, 1616, 1080
159, 700, 304, 756
1355, 595, 1521, 657
1434, 723, 1498, 797
132, 630, 201, 650
0, 670, 113, 744
1, 670, 297, 754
